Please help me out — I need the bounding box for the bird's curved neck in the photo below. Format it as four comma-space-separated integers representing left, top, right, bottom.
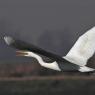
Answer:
30, 52, 46, 65
29, 52, 61, 71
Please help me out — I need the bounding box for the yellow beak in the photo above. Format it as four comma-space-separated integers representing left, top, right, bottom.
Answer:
16, 51, 28, 56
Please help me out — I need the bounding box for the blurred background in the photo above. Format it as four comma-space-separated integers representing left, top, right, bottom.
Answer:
0, 0, 95, 95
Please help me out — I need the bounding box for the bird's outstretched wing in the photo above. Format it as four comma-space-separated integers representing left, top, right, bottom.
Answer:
4, 36, 64, 62
64, 27, 95, 66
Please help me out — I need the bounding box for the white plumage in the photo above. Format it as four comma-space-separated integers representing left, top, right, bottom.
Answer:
64, 27, 95, 67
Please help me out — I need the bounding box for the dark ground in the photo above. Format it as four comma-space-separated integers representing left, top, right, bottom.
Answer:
0, 76, 95, 95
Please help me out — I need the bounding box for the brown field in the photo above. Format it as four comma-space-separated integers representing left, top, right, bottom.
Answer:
0, 75, 95, 81
0, 76, 94, 95
0, 62, 95, 95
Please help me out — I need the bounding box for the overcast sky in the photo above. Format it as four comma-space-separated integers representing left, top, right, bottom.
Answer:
0, 0, 95, 62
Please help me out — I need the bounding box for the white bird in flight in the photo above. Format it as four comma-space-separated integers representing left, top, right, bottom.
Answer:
4, 27, 95, 73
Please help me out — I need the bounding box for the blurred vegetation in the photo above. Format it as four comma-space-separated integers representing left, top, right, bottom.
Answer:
0, 61, 91, 77
0, 61, 86, 78
0, 61, 59, 77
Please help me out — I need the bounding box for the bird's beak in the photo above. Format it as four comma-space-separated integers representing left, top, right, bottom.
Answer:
16, 51, 28, 56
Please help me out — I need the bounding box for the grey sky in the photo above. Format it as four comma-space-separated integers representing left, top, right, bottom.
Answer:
0, 0, 95, 62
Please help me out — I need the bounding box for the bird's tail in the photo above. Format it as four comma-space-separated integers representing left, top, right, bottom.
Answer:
79, 66, 95, 72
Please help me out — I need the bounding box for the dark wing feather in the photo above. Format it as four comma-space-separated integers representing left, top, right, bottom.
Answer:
4, 36, 65, 62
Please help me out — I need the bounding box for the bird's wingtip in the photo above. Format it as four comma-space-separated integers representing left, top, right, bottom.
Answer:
4, 36, 14, 45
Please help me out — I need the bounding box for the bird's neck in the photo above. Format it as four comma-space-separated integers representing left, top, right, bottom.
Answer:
29, 52, 61, 71
30, 52, 46, 66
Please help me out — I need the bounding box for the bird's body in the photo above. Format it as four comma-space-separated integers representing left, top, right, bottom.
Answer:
4, 27, 95, 73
